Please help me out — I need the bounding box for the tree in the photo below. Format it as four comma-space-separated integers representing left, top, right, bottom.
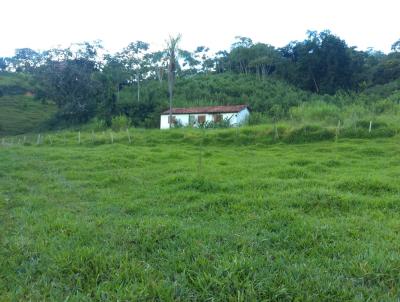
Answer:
34, 43, 106, 124
215, 50, 230, 73
194, 46, 214, 73
248, 43, 280, 79
229, 37, 254, 74
165, 34, 181, 128
392, 39, 400, 52
180, 49, 199, 76
278, 30, 353, 94
100, 54, 132, 124
11, 48, 42, 72
148, 50, 167, 83
372, 52, 400, 84
120, 41, 149, 102
0, 57, 8, 72
103, 54, 130, 102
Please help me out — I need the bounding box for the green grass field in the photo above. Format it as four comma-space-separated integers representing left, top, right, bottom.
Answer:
1, 132, 400, 301
0, 95, 56, 136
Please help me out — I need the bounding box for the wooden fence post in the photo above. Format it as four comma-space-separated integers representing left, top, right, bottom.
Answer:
127, 128, 131, 144
37, 134, 41, 145
274, 123, 279, 140
78, 131, 81, 144
369, 121, 372, 133
335, 120, 341, 141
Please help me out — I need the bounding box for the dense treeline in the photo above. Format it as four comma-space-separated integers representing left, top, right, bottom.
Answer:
0, 31, 399, 128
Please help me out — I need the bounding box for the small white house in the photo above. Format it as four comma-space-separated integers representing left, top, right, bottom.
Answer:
160, 105, 250, 129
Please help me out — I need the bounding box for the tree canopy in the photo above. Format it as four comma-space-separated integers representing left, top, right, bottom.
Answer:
1, 31, 399, 128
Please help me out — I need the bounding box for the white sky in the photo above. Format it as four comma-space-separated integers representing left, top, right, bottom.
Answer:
1, 0, 399, 57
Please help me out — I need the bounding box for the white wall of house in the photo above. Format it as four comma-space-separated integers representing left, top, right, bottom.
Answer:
160, 115, 172, 129
237, 108, 250, 125
160, 108, 250, 129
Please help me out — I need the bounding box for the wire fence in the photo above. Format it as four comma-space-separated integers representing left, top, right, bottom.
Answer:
0, 120, 393, 148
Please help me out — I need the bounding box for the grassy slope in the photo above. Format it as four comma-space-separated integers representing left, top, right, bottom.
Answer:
0, 95, 56, 136
1, 136, 400, 300
0, 72, 56, 136
0, 72, 33, 92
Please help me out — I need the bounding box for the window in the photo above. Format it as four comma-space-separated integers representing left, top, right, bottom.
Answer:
197, 115, 206, 124
213, 114, 223, 123
189, 115, 196, 125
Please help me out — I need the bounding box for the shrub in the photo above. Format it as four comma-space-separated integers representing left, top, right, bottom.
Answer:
373, 99, 398, 114
246, 112, 269, 125
200, 118, 231, 129
342, 104, 371, 128
290, 101, 341, 124
111, 115, 131, 131
87, 118, 107, 131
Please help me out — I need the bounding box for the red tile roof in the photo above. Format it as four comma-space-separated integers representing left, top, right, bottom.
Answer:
162, 104, 249, 115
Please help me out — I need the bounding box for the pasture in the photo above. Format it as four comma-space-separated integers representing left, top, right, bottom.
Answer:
1, 135, 400, 300
0, 95, 55, 136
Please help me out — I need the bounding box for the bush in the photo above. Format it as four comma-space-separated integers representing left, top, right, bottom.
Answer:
246, 112, 269, 125
342, 104, 371, 128
290, 101, 341, 124
94, 118, 107, 131
200, 118, 231, 129
373, 99, 398, 114
111, 115, 131, 131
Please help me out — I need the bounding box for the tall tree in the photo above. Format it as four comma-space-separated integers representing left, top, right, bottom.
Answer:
165, 34, 181, 128
229, 36, 253, 74
120, 41, 149, 102
12, 48, 42, 72
180, 49, 199, 76
215, 50, 230, 73
0, 57, 8, 72
248, 43, 280, 79
392, 39, 400, 52
34, 43, 106, 123
278, 30, 353, 94
193, 46, 214, 73
103, 54, 129, 105
148, 50, 167, 83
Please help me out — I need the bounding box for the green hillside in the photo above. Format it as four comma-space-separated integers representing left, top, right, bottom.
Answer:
0, 95, 55, 136
1, 71, 399, 134
0, 72, 34, 96
117, 73, 400, 128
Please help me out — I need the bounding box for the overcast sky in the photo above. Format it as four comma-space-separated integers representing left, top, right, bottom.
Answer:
1, 0, 399, 57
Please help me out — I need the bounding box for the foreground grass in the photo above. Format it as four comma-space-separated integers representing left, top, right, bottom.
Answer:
1, 137, 400, 300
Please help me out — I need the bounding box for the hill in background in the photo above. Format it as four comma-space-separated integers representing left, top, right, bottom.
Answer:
0, 73, 55, 135
0, 71, 399, 135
